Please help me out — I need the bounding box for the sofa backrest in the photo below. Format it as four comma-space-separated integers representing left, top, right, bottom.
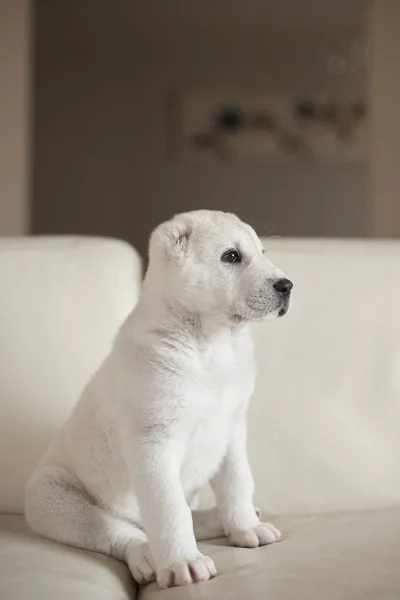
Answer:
246, 238, 400, 516
2, 236, 400, 517
0, 237, 141, 513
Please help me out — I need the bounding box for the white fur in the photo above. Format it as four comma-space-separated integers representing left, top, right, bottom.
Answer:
25, 210, 291, 588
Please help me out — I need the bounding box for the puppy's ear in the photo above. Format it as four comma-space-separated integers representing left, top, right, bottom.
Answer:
168, 219, 192, 254
150, 216, 192, 261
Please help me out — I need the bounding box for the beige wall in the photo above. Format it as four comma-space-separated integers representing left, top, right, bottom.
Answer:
0, 0, 30, 235
33, 1, 366, 257
368, 0, 400, 237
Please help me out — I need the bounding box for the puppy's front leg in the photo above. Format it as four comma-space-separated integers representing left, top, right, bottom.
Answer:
133, 442, 216, 588
211, 417, 282, 548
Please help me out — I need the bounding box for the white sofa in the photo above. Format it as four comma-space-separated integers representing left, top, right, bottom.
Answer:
1, 236, 399, 600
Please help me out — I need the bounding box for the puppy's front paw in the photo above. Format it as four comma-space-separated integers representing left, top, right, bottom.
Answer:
157, 554, 217, 588
127, 541, 156, 585
229, 522, 282, 548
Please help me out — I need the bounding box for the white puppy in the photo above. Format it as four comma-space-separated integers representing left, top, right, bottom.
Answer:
25, 210, 293, 588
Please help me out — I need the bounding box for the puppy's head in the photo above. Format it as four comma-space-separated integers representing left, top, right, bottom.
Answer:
148, 210, 292, 324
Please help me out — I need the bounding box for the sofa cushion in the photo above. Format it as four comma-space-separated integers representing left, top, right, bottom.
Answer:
2, 510, 399, 600
0, 237, 141, 513
0, 515, 136, 600
156, 508, 400, 600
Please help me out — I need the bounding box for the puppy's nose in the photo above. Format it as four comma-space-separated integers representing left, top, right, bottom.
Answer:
273, 278, 293, 297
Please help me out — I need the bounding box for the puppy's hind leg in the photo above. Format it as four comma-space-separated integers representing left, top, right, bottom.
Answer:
25, 465, 155, 584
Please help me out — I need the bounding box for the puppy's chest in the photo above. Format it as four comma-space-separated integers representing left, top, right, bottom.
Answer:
197, 334, 254, 391
187, 340, 253, 413
180, 337, 254, 485
181, 379, 247, 489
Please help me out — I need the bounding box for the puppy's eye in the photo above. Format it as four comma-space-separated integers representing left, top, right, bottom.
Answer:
221, 249, 241, 264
